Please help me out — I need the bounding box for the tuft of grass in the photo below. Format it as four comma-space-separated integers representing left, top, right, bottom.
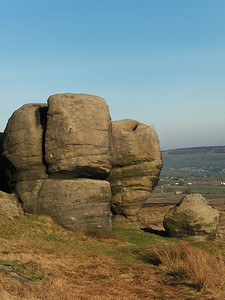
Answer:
149, 241, 225, 294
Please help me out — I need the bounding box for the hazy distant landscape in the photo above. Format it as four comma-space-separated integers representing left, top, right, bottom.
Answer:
146, 145, 225, 202
162, 146, 225, 178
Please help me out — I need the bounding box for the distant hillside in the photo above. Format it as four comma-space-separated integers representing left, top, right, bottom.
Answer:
163, 146, 225, 155
161, 146, 225, 178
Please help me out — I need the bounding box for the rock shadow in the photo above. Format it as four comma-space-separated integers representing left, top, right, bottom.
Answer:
141, 227, 168, 237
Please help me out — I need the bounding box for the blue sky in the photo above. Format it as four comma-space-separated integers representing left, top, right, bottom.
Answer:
1, 0, 225, 150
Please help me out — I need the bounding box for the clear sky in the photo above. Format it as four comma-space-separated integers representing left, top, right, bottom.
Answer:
1, 0, 225, 150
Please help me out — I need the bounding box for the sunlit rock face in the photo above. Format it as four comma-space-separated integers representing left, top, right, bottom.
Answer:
107, 119, 162, 220
45, 94, 113, 179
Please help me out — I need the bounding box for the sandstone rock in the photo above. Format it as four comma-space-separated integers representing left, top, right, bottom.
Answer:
163, 194, 220, 240
107, 119, 162, 218
16, 179, 46, 213
37, 179, 112, 232
3, 104, 48, 181
0, 191, 19, 218
45, 94, 113, 179
17, 178, 112, 232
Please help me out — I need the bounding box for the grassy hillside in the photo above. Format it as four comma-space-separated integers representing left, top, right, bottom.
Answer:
162, 146, 225, 178
0, 212, 225, 299
1, 146, 225, 299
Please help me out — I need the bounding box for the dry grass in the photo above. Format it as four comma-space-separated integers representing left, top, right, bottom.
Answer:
0, 214, 167, 299
0, 238, 163, 299
0, 213, 224, 299
150, 241, 225, 297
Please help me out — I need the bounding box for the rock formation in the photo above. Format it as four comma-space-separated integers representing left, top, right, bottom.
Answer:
45, 94, 113, 179
1, 93, 162, 231
3, 103, 48, 182
163, 194, 220, 241
107, 119, 162, 219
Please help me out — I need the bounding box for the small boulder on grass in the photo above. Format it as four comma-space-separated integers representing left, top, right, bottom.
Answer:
163, 194, 220, 241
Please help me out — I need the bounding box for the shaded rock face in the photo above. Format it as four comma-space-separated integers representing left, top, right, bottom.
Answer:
3, 104, 48, 182
0, 133, 15, 192
17, 179, 112, 232
163, 194, 220, 241
107, 119, 162, 219
45, 94, 113, 179
38, 179, 112, 231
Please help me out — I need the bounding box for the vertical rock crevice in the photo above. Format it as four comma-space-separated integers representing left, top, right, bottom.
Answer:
39, 106, 48, 170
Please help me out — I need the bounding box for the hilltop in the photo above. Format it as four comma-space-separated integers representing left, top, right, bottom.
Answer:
163, 145, 225, 155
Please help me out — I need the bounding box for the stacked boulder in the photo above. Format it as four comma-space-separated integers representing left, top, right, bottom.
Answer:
1, 93, 162, 231
107, 119, 162, 219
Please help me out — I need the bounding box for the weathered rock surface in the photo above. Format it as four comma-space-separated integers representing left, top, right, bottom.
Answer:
45, 94, 113, 179
163, 194, 220, 240
18, 178, 112, 231
107, 119, 162, 219
0, 191, 19, 218
16, 179, 46, 213
3, 104, 48, 181
38, 179, 112, 231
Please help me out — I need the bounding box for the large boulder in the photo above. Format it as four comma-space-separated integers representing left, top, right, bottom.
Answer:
163, 194, 220, 241
107, 119, 162, 219
45, 94, 113, 179
17, 178, 112, 232
3, 104, 48, 181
